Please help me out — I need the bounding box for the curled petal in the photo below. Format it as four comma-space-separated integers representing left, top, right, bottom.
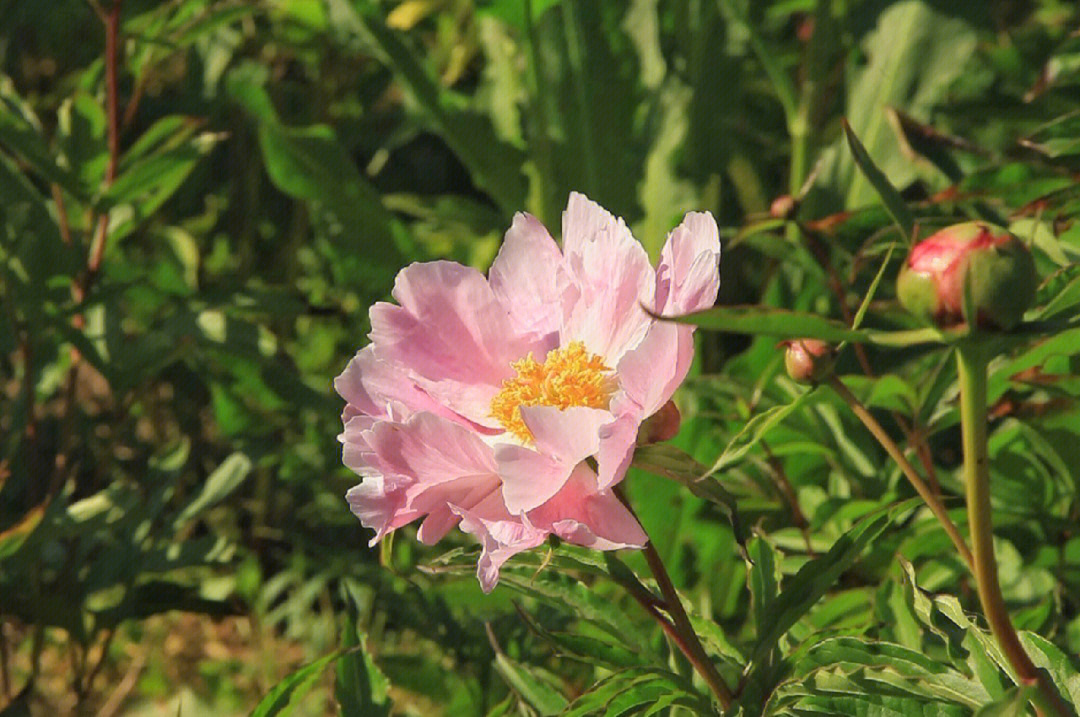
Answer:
616, 321, 694, 418
335, 345, 462, 425
345, 412, 501, 545
495, 406, 609, 513
655, 211, 721, 315
452, 496, 547, 593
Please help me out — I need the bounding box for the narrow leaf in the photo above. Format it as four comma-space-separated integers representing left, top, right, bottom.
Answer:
843, 118, 915, 241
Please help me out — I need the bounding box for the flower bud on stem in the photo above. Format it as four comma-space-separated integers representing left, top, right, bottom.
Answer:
897, 222, 1036, 331
957, 343, 1072, 717
782, 339, 835, 384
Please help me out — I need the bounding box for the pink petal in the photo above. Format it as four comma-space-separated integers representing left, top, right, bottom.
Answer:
519, 405, 608, 464
560, 193, 655, 363
451, 495, 547, 593
615, 321, 695, 417
529, 464, 647, 551
344, 411, 501, 545
334, 345, 463, 425
655, 211, 721, 315
489, 213, 576, 343
493, 444, 566, 515
595, 409, 640, 491
369, 261, 540, 427
415, 473, 501, 544
345, 476, 417, 547
494, 406, 610, 513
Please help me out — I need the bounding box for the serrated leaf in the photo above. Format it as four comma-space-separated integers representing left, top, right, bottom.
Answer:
746, 499, 920, 672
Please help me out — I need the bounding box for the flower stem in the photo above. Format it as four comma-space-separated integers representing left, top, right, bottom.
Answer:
956, 344, 1072, 717
641, 542, 734, 710
614, 486, 734, 710
826, 375, 973, 569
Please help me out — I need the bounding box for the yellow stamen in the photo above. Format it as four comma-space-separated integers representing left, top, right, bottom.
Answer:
490, 341, 615, 442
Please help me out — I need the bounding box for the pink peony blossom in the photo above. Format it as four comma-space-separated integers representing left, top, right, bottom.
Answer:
335, 193, 721, 591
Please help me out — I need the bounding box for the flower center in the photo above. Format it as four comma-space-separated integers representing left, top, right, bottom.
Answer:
490, 341, 615, 443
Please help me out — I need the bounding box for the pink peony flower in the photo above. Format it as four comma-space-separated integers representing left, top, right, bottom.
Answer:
335, 193, 720, 591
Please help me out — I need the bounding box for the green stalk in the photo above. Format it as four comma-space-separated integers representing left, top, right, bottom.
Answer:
956, 343, 1072, 717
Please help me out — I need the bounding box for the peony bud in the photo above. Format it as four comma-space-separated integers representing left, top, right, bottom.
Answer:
783, 339, 835, 384
896, 222, 1036, 330
638, 399, 682, 444
770, 194, 798, 220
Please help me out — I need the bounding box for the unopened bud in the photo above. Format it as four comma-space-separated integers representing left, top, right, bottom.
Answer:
638, 400, 681, 444
770, 194, 798, 220
897, 222, 1036, 330
783, 339, 835, 384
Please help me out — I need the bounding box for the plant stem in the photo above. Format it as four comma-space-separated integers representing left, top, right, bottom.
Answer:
641, 542, 734, 709
826, 375, 973, 569
614, 486, 734, 710
956, 344, 1072, 717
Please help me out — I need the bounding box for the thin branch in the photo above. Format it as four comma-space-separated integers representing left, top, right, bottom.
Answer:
57, 0, 123, 497
802, 222, 942, 494
827, 375, 974, 569
614, 486, 734, 709
84, 0, 123, 286
760, 440, 815, 556
50, 184, 73, 245
81, 627, 116, 699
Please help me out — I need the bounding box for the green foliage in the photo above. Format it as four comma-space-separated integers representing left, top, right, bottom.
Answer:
2, 0, 1080, 714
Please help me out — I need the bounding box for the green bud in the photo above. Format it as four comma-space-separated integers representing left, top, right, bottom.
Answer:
896, 222, 1037, 330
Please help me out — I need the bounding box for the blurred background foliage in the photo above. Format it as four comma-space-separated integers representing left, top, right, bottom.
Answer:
1, 0, 1079, 714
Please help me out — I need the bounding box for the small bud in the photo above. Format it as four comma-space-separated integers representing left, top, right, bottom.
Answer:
638, 400, 681, 444
897, 222, 1036, 330
770, 194, 798, 220
783, 339, 835, 384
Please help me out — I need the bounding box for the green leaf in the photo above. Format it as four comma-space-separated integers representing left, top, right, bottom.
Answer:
706, 388, 818, 474
0, 82, 85, 199
334, 2, 527, 217
825, 1, 977, 211
493, 652, 568, 715
335, 624, 392, 717
842, 119, 915, 241
746, 499, 920, 671
748, 536, 781, 639
670, 305, 947, 345
255, 120, 406, 273
631, 443, 748, 547
795, 637, 990, 707
0, 504, 46, 561
250, 651, 342, 717
789, 692, 967, 715
974, 687, 1038, 717
173, 452, 252, 529
1018, 632, 1080, 708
